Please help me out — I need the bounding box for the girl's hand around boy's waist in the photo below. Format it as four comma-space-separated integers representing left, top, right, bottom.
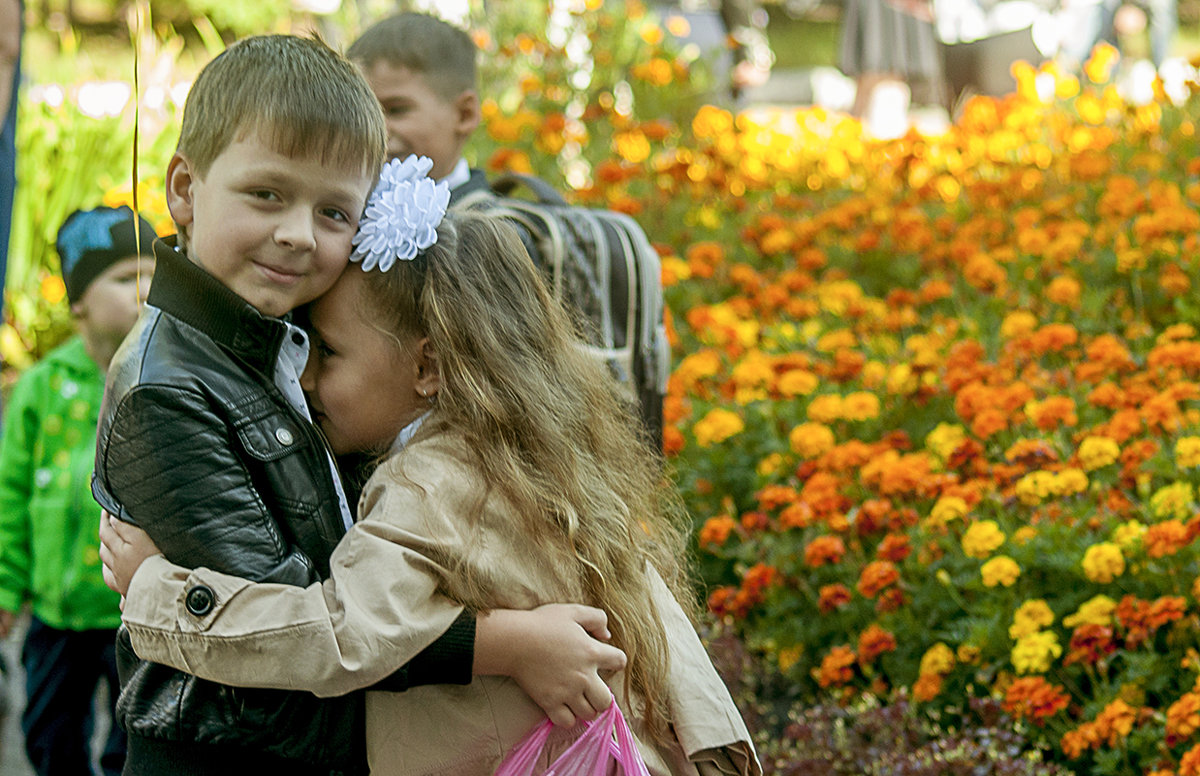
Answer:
475, 604, 627, 728
99, 511, 163, 603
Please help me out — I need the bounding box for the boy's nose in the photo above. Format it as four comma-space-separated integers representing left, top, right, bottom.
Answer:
276, 208, 317, 251
300, 354, 317, 392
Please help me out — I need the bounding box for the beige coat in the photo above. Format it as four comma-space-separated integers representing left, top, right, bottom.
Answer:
122, 431, 759, 776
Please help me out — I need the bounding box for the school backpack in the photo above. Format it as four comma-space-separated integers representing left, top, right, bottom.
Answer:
454, 173, 669, 449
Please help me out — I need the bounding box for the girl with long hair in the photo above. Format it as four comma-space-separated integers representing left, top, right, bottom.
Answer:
100, 159, 757, 775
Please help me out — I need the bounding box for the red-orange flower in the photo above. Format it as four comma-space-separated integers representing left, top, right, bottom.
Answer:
1003, 677, 1070, 724
804, 535, 846, 568
856, 560, 900, 599
814, 645, 857, 688
857, 624, 898, 664
818, 583, 852, 614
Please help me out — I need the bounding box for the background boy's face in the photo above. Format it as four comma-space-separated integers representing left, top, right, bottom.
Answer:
165, 130, 375, 318
359, 60, 479, 181
72, 254, 154, 348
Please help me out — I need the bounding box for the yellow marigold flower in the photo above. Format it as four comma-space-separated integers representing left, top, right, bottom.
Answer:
1000, 310, 1039, 339
1177, 437, 1200, 468
806, 394, 844, 424
962, 520, 1006, 559
660, 255, 691, 287
957, 644, 981, 664
1013, 526, 1038, 545
1012, 631, 1062, 674
789, 422, 835, 459
860, 360, 888, 390
1112, 520, 1146, 552
926, 423, 967, 460
778, 644, 803, 673
1063, 595, 1117, 628
842, 391, 881, 421
1051, 468, 1088, 496
777, 369, 818, 398
40, 275, 66, 306
1078, 436, 1120, 471
886, 364, 918, 396
1014, 471, 1056, 506
1082, 542, 1125, 583
929, 496, 969, 527
673, 349, 721, 391
1151, 482, 1195, 520
756, 453, 784, 476
1010, 599, 1055, 639
982, 556, 1021, 587
815, 328, 857, 352
919, 643, 956, 676
693, 408, 744, 447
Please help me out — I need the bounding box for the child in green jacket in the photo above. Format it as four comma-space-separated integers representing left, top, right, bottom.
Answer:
0, 205, 156, 776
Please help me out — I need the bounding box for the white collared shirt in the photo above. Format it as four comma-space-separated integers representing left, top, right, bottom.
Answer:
443, 157, 471, 192
275, 324, 355, 531
389, 410, 432, 456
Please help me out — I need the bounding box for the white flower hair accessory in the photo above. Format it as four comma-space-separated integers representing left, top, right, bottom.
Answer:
351, 155, 451, 272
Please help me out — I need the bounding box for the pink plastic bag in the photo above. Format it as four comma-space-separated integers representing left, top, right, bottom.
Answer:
496, 699, 652, 776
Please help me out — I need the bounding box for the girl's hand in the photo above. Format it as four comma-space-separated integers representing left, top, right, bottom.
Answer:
474, 604, 627, 727
99, 512, 163, 597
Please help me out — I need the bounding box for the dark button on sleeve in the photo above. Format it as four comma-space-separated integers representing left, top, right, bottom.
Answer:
184, 585, 215, 617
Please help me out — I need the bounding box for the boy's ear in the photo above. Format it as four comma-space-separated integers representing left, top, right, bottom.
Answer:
415, 337, 442, 399
452, 89, 481, 142
165, 153, 197, 231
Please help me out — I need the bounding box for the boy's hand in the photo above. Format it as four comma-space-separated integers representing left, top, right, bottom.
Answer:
99, 511, 163, 597
474, 604, 627, 728
0, 609, 13, 640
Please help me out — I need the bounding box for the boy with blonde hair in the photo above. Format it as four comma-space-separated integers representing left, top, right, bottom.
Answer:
93, 34, 620, 776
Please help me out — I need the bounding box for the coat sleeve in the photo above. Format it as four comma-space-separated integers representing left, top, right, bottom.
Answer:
94, 383, 318, 586
120, 469, 467, 697
0, 370, 38, 613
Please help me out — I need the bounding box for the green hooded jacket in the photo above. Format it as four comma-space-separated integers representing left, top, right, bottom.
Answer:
0, 335, 122, 630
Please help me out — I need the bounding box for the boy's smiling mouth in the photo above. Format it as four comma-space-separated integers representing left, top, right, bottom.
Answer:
255, 261, 304, 284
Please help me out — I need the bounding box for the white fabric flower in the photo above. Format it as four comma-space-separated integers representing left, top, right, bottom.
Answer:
351, 155, 451, 272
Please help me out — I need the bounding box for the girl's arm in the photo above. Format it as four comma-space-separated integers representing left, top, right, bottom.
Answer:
101, 509, 624, 726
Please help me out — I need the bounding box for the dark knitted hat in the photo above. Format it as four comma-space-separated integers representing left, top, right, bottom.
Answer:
56, 205, 157, 304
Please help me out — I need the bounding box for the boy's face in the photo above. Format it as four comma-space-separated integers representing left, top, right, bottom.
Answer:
359, 60, 480, 181
165, 130, 375, 318
301, 268, 435, 455
72, 255, 155, 347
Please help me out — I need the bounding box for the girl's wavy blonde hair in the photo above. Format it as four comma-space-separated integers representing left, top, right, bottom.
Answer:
356, 209, 694, 741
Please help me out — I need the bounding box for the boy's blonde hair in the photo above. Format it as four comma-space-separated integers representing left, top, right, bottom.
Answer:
357, 211, 693, 743
177, 34, 386, 178
347, 13, 477, 101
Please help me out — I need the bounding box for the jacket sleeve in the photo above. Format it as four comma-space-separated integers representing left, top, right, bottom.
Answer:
0, 371, 38, 612
120, 470, 470, 697
94, 383, 318, 586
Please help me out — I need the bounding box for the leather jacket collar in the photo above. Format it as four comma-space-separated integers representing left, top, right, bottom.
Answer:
148, 237, 289, 372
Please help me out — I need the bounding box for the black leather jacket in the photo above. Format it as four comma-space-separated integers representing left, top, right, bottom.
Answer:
92, 239, 470, 773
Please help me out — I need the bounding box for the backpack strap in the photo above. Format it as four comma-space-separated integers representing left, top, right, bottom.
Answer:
489, 173, 569, 207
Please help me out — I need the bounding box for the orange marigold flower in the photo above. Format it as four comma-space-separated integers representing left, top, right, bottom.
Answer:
912, 672, 943, 702
804, 535, 846, 568
856, 624, 897, 664
1145, 520, 1191, 558
818, 583, 853, 614
814, 645, 857, 688
856, 560, 900, 599
1003, 677, 1070, 724
1183, 742, 1200, 776
698, 515, 737, 548
1167, 692, 1200, 745
876, 533, 912, 562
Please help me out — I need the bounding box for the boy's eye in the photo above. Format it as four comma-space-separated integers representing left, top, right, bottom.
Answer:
316, 341, 336, 358
250, 189, 279, 202
320, 207, 351, 224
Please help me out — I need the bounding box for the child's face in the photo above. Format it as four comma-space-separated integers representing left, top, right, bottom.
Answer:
359, 60, 479, 181
72, 255, 155, 348
301, 268, 435, 455
165, 130, 375, 318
